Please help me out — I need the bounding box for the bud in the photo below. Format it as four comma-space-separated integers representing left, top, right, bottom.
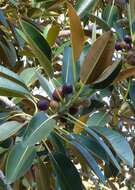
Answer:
52, 87, 64, 101
62, 84, 73, 95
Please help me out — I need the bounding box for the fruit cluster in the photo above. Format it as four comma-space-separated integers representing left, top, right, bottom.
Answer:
115, 35, 132, 51
37, 84, 76, 114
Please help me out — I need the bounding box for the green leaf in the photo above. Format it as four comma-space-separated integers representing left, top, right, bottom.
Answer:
46, 23, 60, 46
70, 141, 106, 184
62, 47, 74, 85
35, 158, 50, 190
49, 132, 67, 155
87, 111, 111, 127
0, 39, 17, 67
85, 127, 121, 171
0, 9, 8, 27
36, 71, 54, 98
0, 121, 25, 142
0, 77, 31, 98
23, 112, 56, 146
89, 126, 134, 167
6, 143, 36, 183
50, 152, 83, 190
80, 31, 115, 84
89, 14, 110, 31
102, 5, 119, 27
20, 18, 53, 78
20, 67, 37, 87
72, 134, 109, 164
76, 0, 99, 18
0, 65, 28, 89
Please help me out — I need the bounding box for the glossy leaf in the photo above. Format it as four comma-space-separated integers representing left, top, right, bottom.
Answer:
20, 67, 37, 87
87, 111, 110, 127
80, 31, 115, 84
71, 134, 109, 164
76, 0, 99, 18
0, 65, 28, 89
90, 126, 134, 167
62, 46, 74, 85
36, 71, 54, 98
20, 18, 53, 78
67, 2, 84, 62
0, 121, 25, 142
89, 14, 110, 31
91, 61, 122, 89
0, 77, 31, 98
70, 141, 106, 184
46, 23, 60, 46
85, 127, 121, 171
102, 5, 119, 27
6, 143, 36, 183
50, 152, 83, 190
23, 112, 56, 146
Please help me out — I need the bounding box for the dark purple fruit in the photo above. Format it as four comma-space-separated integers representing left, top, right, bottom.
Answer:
52, 87, 64, 101
124, 35, 132, 44
62, 84, 73, 95
69, 106, 78, 115
115, 42, 122, 51
37, 99, 49, 111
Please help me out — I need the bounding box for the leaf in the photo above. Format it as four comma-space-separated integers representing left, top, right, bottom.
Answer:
0, 121, 25, 141
128, 0, 135, 41
0, 77, 31, 98
0, 39, 17, 67
89, 14, 110, 31
20, 67, 37, 87
76, 0, 99, 18
102, 5, 119, 27
50, 152, 83, 190
0, 9, 8, 27
49, 132, 67, 155
71, 134, 109, 164
23, 112, 56, 146
114, 67, 135, 83
70, 141, 106, 184
20, 18, 53, 78
36, 71, 54, 98
6, 143, 36, 183
80, 31, 115, 84
85, 127, 121, 171
87, 111, 110, 127
0, 65, 28, 89
46, 23, 60, 46
62, 46, 74, 85
35, 158, 50, 190
89, 126, 134, 167
67, 2, 84, 62
91, 61, 122, 88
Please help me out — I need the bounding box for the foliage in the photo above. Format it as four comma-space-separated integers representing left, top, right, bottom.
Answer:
0, 0, 134, 189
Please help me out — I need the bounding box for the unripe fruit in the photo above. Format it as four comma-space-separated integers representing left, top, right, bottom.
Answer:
124, 35, 132, 44
115, 42, 122, 51
69, 106, 78, 115
52, 87, 64, 101
50, 100, 60, 112
37, 99, 50, 111
62, 84, 73, 95
120, 41, 127, 49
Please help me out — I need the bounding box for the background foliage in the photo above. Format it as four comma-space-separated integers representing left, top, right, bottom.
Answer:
0, 0, 134, 189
